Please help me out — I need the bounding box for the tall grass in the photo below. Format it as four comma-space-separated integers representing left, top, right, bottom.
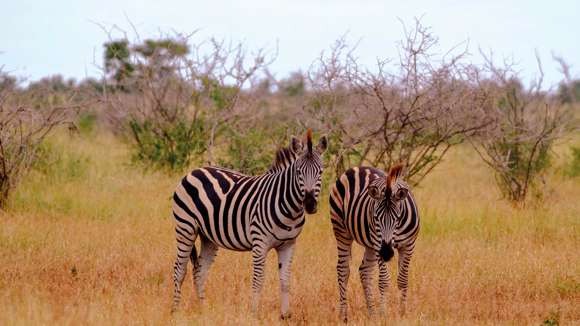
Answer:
1, 129, 579, 325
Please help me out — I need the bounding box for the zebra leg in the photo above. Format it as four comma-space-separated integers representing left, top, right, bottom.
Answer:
378, 258, 391, 314
276, 240, 295, 319
250, 244, 268, 314
397, 248, 412, 315
193, 238, 218, 301
336, 241, 352, 322
359, 247, 378, 317
172, 225, 198, 312
189, 245, 199, 296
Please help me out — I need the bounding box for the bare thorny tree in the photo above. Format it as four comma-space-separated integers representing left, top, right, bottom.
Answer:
195, 39, 274, 165
0, 69, 81, 208
307, 19, 493, 185
100, 26, 273, 170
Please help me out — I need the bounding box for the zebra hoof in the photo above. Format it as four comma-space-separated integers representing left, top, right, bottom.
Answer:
280, 312, 292, 320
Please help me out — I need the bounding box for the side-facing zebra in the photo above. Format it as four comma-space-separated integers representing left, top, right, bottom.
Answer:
329, 164, 420, 321
172, 130, 327, 318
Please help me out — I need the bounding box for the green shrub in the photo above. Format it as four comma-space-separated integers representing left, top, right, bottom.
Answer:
31, 142, 62, 175
129, 118, 206, 171
492, 137, 552, 202
473, 76, 570, 203
565, 146, 580, 177
32, 141, 89, 181
542, 310, 560, 326
76, 112, 97, 136
217, 127, 282, 175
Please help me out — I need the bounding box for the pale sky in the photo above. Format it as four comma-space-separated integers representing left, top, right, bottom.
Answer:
1, 0, 578, 87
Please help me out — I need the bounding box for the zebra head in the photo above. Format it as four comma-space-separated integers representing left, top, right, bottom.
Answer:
367, 164, 409, 262
289, 129, 328, 215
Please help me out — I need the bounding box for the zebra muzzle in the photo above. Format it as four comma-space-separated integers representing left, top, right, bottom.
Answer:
304, 191, 317, 214
379, 242, 394, 262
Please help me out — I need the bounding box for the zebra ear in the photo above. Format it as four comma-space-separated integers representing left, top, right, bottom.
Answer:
289, 136, 303, 155
305, 129, 313, 153
368, 185, 383, 200
387, 163, 404, 188
316, 135, 328, 153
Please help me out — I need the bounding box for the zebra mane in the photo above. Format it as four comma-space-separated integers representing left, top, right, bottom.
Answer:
267, 146, 298, 173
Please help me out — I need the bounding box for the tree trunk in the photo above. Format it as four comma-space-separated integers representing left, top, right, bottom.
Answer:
0, 177, 10, 210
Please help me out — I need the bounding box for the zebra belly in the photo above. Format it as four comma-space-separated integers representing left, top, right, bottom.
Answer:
194, 199, 254, 251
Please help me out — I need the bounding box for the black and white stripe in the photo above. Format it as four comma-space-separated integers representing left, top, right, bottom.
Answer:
329, 165, 420, 321
171, 131, 327, 318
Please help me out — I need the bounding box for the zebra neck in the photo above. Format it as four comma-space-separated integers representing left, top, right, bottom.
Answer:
368, 200, 380, 231
284, 162, 306, 220
255, 162, 305, 240
259, 161, 305, 222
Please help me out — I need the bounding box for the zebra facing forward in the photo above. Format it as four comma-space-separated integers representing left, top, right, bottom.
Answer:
172, 130, 327, 318
329, 164, 420, 321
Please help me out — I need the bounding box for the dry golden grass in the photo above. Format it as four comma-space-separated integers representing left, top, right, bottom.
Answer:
1, 131, 579, 325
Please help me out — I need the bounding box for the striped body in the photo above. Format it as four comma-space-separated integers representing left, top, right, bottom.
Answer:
329, 166, 420, 320
174, 166, 307, 251
171, 133, 327, 318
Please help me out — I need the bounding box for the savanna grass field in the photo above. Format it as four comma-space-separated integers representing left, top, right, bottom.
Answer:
0, 129, 579, 325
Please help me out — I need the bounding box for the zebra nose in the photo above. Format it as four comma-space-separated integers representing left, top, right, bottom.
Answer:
304, 191, 317, 214
379, 241, 394, 262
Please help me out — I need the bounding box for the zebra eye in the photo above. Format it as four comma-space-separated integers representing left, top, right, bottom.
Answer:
368, 185, 382, 200
395, 188, 408, 201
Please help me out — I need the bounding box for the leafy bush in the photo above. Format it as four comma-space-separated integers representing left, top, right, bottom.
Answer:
129, 118, 206, 171
0, 72, 76, 208
32, 141, 89, 181
565, 146, 580, 177
76, 112, 97, 136
102, 35, 270, 172
472, 64, 572, 203
542, 310, 560, 326
489, 130, 552, 202
557, 79, 580, 104
31, 142, 61, 175
217, 127, 284, 175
